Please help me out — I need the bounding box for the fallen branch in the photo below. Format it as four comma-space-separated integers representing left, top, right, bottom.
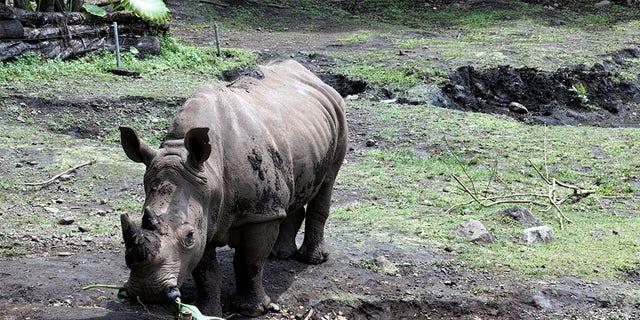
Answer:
445, 133, 595, 229
25, 159, 96, 187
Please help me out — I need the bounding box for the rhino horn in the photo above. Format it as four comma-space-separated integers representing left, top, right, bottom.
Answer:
120, 213, 141, 249
141, 207, 162, 231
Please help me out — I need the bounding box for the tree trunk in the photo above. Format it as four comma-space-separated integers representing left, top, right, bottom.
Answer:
0, 3, 168, 61
0, 19, 23, 38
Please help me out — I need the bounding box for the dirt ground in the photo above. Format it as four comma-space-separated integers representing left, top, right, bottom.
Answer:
2, 1, 640, 320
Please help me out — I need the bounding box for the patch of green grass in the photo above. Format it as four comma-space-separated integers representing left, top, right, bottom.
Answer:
335, 100, 640, 279
337, 29, 378, 43
334, 55, 428, 87
0, 37, 257, 100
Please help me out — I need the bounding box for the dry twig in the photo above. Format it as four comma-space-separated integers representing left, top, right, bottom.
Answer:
25, 159, 96, 187
445, 132, 595, 229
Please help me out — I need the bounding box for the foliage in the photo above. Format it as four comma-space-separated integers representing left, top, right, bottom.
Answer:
569, 82, 597, 110
82, 0, 170, 22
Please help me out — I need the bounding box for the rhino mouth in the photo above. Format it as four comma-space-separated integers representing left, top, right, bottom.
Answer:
123, 279, 181, 303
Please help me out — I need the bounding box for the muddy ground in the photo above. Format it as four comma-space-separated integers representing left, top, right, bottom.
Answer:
2, 1, 640, 320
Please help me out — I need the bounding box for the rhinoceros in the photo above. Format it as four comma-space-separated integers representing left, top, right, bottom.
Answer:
118, 59, 348, 316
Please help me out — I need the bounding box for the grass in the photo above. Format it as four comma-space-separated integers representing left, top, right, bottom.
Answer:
334, 101, 640, 279
0, 36, 258, 100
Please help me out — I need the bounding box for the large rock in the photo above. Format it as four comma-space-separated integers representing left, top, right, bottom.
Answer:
451, 219, 495, 244
397, 83, 448, 105
522, 226, 556, 244
494, 206, 542, 226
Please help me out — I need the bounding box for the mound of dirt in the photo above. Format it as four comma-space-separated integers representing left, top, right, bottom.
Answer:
439, 48, 640, 127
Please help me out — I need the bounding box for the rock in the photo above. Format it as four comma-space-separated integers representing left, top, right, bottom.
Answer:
365, 139, 377, 147
57, 252, 73, 257
78, 224, 91, 232
594, 0, 610, 7
509, 101, 528, 114
373, 255, 399, 275
522, 226, 556, 244
533, 293, 553, 309
396, 83, 441, 105
44, 207, 60, 214
451, 219, 495, 244
57, 216, 74, 225
494, 206, 542, 226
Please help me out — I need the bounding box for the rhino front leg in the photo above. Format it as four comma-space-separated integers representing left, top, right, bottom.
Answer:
271, 207, 305, 259
192, 243, 222, 316
231, 220, 279, 316
297, 179, 335, 264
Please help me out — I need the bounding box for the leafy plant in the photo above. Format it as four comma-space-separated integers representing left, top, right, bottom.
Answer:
83, 0, 170, 22
569, 82, 597, 110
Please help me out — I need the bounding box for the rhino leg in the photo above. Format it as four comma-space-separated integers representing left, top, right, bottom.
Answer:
192, 243, 222, 316
231, 220, 280, 316
271, 207, 305, 259
296, 178, 335, 265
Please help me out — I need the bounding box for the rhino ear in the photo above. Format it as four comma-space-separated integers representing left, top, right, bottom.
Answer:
120, 126, 157, 166
184, 127, 211, 166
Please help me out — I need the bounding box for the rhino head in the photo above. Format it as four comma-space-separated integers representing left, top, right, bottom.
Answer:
118, 126, 213, 304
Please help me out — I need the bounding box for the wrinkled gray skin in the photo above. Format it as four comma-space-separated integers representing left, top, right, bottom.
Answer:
119, 59, 348, 317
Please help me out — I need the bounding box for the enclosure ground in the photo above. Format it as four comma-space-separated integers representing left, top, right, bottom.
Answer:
2, 1, 640, 319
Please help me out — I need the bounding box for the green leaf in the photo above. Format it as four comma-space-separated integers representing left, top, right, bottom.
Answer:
82, 3, 108, 17
121, 0, 170, 22
175, 298, 225, 320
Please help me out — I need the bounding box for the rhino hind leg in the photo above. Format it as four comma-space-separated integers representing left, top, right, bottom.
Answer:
230, 220, 280, 316
271, 206, 305, 259
296, 179, 335, 265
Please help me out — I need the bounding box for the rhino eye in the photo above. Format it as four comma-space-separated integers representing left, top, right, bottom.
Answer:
184, 229, 196, 247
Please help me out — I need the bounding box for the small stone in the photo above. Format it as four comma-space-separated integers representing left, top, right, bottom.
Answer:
58, 216, 74, 225
494, 206, 542, 226
442, 186, 450, 192
15, 162, 23, 168
365, 139, 377, 147
78, 224, 92, 232
533, 294, 553, 309
451, 219, 495, 244
594, 0, 610, 7
57, 252, 73, 257
96, 209, 108, 216
373, 255, 399, 275
522, 226, 556, 244
44, 207, 60, 214
59, 174, 73, 181
54, 198, 64, 204
509, 101, 528, 114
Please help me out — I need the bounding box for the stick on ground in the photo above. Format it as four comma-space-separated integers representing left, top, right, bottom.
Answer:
25, 159, 96, 187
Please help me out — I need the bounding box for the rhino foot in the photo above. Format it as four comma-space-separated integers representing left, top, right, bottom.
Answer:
271, 241, 298, 259
233, 293, 274, 317
296, 243, 329, 265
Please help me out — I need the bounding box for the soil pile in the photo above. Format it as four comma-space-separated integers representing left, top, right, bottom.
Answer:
440, 48, 640, 127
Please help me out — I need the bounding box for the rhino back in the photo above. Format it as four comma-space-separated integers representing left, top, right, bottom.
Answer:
167, 60, 347, 237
